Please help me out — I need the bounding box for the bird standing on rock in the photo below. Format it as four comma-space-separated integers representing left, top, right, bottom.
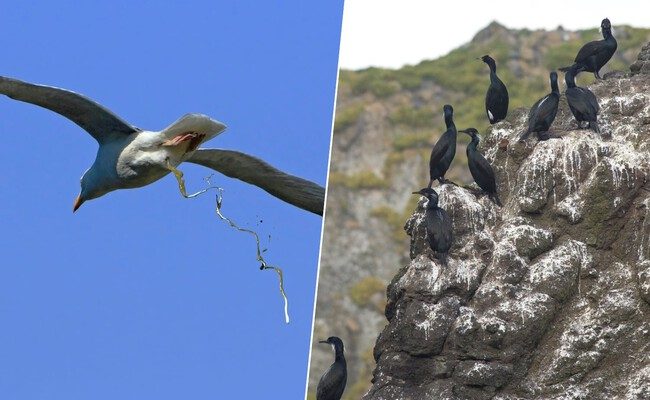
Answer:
564, 65, 600, 133
460, 128, 502, 206
560, 18, 617, 80
480, 55, 509, 124
428, 104, 458, 187
520, 72, 561, 142
0, 76, 325, 215
317, 336, 347, 400
412, 188, 453, 264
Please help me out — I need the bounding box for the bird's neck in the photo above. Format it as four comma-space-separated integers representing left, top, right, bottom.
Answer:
468, 136, 479, 151
565, 72, 577, 88
426, 197, 439, 209
444, 116, 456, 131
551, 80, 560, 94
334, 348, 345, 362
602, 27, 613, 40
489, 70, 500, 85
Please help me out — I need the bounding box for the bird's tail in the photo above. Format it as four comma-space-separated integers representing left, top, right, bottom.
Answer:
519, 129, 532, 142
491, 193, 503, 207
589, 121, 600, 134
559, 64, 576, 72
435, 252, 449, 266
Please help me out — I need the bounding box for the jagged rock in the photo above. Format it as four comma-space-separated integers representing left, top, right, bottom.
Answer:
364, 48, 650, 400
631, 42, 650, 75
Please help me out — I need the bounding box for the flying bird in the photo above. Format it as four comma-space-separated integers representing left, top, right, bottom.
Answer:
520, 72, 560, 142
564, 65, 600, 133
559, 18, 617, 80
480, 55, 509, 124
459, 128, 502, 206
317, 336, 347, 400
412, 188, 453, 264
428, 104, 458, 187
0, 76, 324, 215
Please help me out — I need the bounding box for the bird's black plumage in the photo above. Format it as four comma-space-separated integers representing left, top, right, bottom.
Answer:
559, 18, 617, 80
413, 188, 453, 263
564, 65, 600, 133
428, 104, 457, 187
317, 337, 347, 400
481, 55, 509, 124
460, 128, 502, 206
520, 72, 560, 141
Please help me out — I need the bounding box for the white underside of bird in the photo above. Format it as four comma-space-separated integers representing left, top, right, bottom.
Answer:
0, 75, 325, 215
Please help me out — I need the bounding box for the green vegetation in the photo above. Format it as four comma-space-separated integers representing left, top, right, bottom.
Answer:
329, 170, 387, 189
349, 276, 386, 312
334, 104, 364, 132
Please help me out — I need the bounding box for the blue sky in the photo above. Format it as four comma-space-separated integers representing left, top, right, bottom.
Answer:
0, 1, 342, 398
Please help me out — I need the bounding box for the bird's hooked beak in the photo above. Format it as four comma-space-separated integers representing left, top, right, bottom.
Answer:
73, 194, 85, 213
319, 340, 329, 344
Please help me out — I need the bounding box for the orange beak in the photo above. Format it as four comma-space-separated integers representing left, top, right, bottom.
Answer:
73, 195, 84, 213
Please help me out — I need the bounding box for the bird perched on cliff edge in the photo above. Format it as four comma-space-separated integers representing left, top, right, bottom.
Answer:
459, 128, 502, 206
0, 76, 325, 215
559, 18, 617, 80
480, 55, 509, 124
317, 336, 347, 400
412, 188, 453, 264
520, 72, 561, 142
427, 104, 458, 187
564, 65, 600, 133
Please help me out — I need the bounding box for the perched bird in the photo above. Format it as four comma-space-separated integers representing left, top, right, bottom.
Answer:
459, 128, 502, 206
559, 18, 617, 80
412, 188, 453, 263
520, 72, 560, 141
0, 76, 325, 215
564, 65, 600, 133
317, 337, 347, 400
428, 104, 458, 187
480, 55, 509, 124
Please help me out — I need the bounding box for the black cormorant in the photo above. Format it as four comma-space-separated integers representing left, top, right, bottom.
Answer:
428, 104, 457, 187
564, 65, 600, 133
317, 337, 347, 400
459, 128, 502, 206
412, 188, 453, 263
480, 55, 509, 124
559, 18, 617, 80
520, 72, 560, 141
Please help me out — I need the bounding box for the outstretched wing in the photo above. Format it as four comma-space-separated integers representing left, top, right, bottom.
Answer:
186, 148, 325, 215
0, 76, 139, 143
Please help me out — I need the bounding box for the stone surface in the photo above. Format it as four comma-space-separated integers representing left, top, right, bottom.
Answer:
363, 53, 650, 400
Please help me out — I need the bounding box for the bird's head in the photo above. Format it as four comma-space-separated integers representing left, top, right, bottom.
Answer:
319, 336, 344, 353
443, 104, 454, 119
459, 128, 480, 140
73, 168, 110, 212
601, 18, 611, 30
479, 55, 496, 69
412, 187, 439, 206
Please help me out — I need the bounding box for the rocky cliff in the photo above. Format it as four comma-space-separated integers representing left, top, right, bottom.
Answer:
308, 23, 650, 399
363, 45, 650, 400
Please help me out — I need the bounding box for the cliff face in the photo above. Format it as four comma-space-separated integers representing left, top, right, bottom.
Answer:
308, 23, 650, 399
363, 49, 650, 400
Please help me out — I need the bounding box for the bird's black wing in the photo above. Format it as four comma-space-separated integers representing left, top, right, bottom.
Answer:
317, 363, 347, 400
429, 131, 452, 169
575, 40, 604, 62
486, 80, 508, 123
468, 150, 497, 193
0, 76, 139, 144
566, 88, 599, 118
529, 94, 558, 131
186, 148, 325, 215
